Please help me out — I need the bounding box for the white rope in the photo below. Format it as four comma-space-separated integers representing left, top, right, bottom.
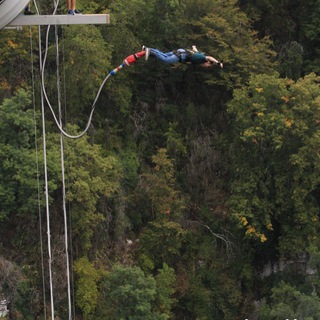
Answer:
32, 0, 40, 15
40, 2, 112, 140
31, 4, 55, 319
38, 1, 60, 318
41, 33, 111, 139
29, 22, 47, 320
54, 21, 73, 320
32, 3, 55, 319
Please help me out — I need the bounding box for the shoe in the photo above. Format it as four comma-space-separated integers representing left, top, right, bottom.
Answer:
142, 45, 152, 60
145, 47, 150, 61
67, 9, 74, 15
219, 60, 223, 68
74, 9, 82, 14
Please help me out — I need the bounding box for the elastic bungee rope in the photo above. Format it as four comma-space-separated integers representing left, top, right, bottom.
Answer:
41, 19, 113, 139
40, 23, 145, 139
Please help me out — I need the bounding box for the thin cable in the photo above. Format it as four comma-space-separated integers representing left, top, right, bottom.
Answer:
30, 24, 47, 320
54, 22, 72, 320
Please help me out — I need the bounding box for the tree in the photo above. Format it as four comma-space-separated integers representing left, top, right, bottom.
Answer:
0, 89, 40, 221
138, 220, 187, 271
74, 256, 102, 319
45, 125, 123, 253
154, 263, 177, 317
178, 0, 276, 87
259, 282, 320, 319
47, 24, 112, 120
0, 29, 34, 101
97, 264, 167, 319
240, 0, 320, 76
138, 148, 186, 219
227, 73, 320, 256
277, 41, 304, 80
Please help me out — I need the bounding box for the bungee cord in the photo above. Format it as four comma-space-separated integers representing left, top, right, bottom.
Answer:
39, 9, 145, 139
40, 8, 112, 139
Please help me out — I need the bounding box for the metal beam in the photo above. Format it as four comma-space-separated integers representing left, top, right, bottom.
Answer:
7, 14, 110, 27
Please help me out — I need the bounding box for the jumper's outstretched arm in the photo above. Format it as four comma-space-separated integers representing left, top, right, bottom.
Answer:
206, 56, 223, 68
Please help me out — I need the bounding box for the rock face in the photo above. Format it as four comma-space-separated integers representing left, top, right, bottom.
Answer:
261, 252, 315, 278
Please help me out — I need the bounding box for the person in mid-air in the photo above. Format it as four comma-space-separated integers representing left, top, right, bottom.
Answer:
66, 0, 82, 15
142, 45, 223, 68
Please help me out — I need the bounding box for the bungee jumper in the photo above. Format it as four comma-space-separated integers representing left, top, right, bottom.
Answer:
41, 45, 222, 138
142, 45, 223, 68
110, 45, 223, 76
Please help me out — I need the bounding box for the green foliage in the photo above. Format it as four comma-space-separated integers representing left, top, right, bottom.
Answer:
0, 29, 34, 100
228, 73, 320, 255
138, 220, 187, 271
119, 150, 140, 188
0, 89, 41, 220
179, 0, 276, 87
278, 41, 304, 80
259, 282, 320, 319
241, 0, 320, 75
0, 258, 41, 320
97, 264, 167, 319
176, 222, 254, 320
139, 148, 186, 217
109, 0, 184, 46
12, 279, 35, 320
45, 127, 123, 252
182, 267, 244, 320
4, 0, 320, 319
155, 263, 177, 317
164, 122, 187, 158
74, 256, 102, 319
54, 24, 111, 118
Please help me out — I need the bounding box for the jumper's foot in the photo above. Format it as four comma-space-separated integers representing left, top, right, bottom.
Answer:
142, 46, 150, 61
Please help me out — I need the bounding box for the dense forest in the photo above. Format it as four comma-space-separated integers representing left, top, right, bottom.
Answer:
1, 0, 320, 319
